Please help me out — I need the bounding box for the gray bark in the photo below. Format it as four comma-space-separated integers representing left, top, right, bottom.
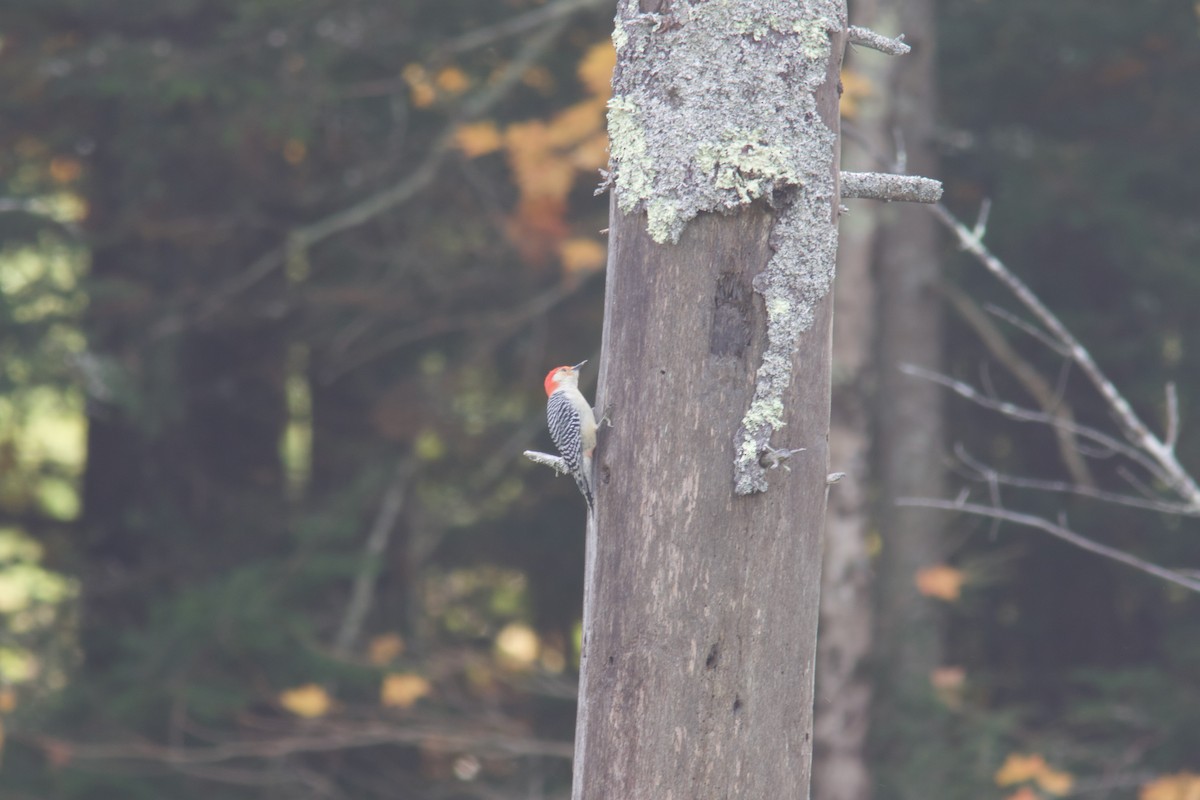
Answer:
573, 1, 847, 796
871, 0, 948, 796
813, 8, 892, 795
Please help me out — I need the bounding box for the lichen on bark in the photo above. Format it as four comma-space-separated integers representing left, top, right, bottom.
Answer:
607, 0, 845, 494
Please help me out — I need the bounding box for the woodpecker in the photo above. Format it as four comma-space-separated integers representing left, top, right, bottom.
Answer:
544, 361, 597, 513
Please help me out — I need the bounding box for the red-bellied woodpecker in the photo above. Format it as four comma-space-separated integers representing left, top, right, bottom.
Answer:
544, 361, 597, 513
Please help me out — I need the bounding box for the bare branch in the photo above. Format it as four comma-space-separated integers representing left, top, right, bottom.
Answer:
25, 721, 573, 767
983, 303, 1069, 357
897, 497, 1200, 594
841, 171, 942, 203
445, 0, 610, 54
332, 457, 416, 656
940, 283, 1095, 487
952, 444, 1200, 516
1165, 382, 1180, 452
160, 15, 574, 336
846, 26, 911, 56
899, 363, 1173, 486
931, 202, 1200, 507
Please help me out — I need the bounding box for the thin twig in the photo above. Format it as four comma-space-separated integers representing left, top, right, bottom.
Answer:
983, 303, 1070, 357
897, 497, 1200, 593
164, 15, 575, 336
25, 721, 574, 766
332, 457, 415, 657
1164, 381, 1180, 452
940, 283, 1095, 487
951, 444, 1200, 516
899, 363, 1174, 487
931, 202, 1200, 507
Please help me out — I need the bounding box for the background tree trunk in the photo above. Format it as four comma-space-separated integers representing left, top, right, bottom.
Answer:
572, 2, 847, 795
870, 0, 949, 797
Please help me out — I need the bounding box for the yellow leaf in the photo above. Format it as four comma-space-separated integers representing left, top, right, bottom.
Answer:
402, 64, 436, 108
545, 100, 605, 148
839, 68, 875, 121
1038, 766, 1075, 797
577, 40, 616, 98
1006, 788, 1039, 800
49, 156, 82, 184
521, 65, 555, 93
570, 130, 610, 171
495, 622, 540, 669
435, 66, 470, 94
996, 754, 1049, 787
279, 683, 332, 718
282, 139, 307, 165
368, 632, 406, 665
1142, 773, 1200, 800
558, 238, 607, 276
929, 665, 966, 710
0, 687, 15, 713
915, 564, 966, 601
381, 672, 432, 708
455, 121, 503, 158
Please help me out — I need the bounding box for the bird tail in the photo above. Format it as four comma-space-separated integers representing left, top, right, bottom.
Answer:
577, 454, 595, 514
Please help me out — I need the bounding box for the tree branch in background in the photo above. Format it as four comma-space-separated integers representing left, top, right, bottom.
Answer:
332, 457, 416, 657
930, 202, 1200, 507
896, 497, 1200, 594
901, 201, 1200, 591
158, 11, 578, 337
938, 282, 1096, 488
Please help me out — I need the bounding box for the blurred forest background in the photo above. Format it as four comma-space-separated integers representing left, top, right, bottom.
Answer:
0, 0, 1198, 798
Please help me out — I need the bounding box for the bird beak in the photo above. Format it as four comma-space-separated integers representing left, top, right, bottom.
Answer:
572, 360, 588, 371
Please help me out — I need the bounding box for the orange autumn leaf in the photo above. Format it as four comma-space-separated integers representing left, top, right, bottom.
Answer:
402, 64, 436, 108
570, 130, 610, 171
996, 754, 1050, 787
1141, 773, 1200, 800
381, 672, 432, 709
521, 64, 555, 92
455, 121, 503, 158
368, 632, 406, 665
839, 68, 874, 120
558, 238, 607, 275
49, 156, 83, 183
505, 120, 575, 202
929, 665, 966, 709
435, 66, 470, 94
282, 139, 307, 165
545, 100, 605, 149
995, 753, 1073, 795
1006, 788, 1039, 800
1038, 766, 1075, 797
507, 196, 570, 265
915, 564, 966, 601
577, 40, 616, 97
279, 683, 333, 718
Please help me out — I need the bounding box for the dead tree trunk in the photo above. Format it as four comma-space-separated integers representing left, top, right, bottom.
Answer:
573, 2, 846, 797
550, 4, 937, 798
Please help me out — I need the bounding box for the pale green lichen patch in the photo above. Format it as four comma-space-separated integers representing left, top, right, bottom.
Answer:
696, 134, 800, 204
611, 21, 628, 51
607, 0, 843, 245
606, 97, 656, 217
605, 0, 845, 493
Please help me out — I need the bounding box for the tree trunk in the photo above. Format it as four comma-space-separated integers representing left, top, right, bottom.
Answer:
572, 2, 847, 796
813, 8, 892, 794
871, 0, 948, 796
